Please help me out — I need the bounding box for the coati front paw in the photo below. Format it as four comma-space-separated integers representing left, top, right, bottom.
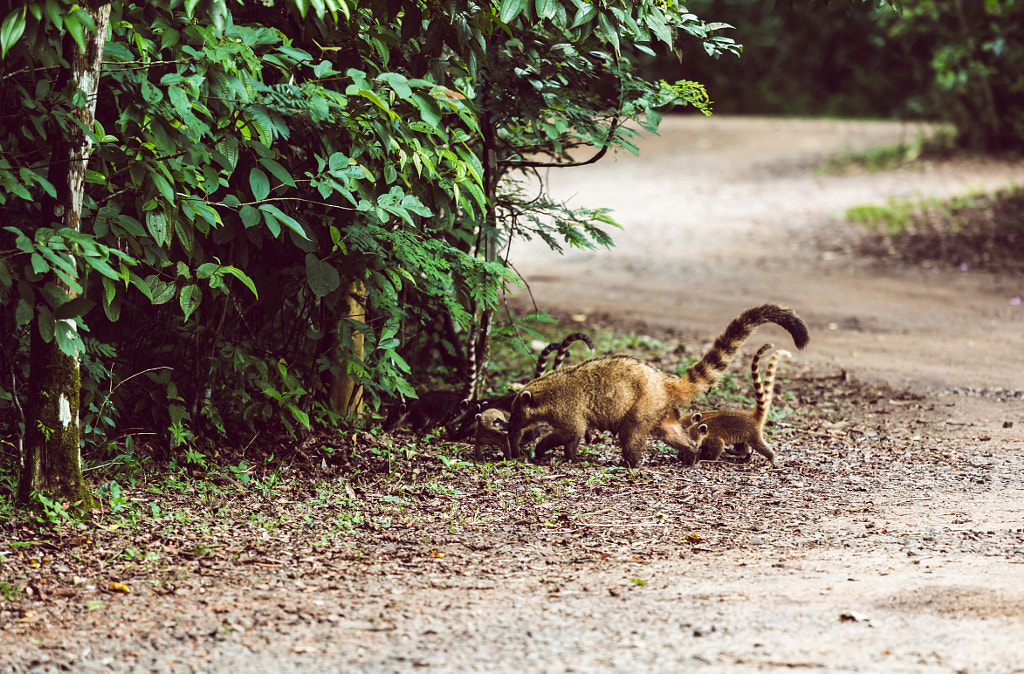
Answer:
676, 447, 698, 466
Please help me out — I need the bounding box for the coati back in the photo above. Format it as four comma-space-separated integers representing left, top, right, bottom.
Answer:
684, 347, 791, 464
507, 304, 809, 467
473, 407, 511, 462
445, 331, 595, 442
382, 390, 464, 433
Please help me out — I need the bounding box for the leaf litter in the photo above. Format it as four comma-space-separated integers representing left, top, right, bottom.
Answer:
2, 359, 1024, 672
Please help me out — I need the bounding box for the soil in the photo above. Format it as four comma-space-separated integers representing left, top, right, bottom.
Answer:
3, 116, 1024, 673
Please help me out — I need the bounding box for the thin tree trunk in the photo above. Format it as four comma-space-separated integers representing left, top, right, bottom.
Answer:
329, 281, 366, 417
17, 3, 111, 510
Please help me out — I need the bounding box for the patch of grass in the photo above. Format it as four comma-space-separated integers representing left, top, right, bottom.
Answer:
0, 580, 21, 602
819, 128, 958, 175
846, 198, 922, 237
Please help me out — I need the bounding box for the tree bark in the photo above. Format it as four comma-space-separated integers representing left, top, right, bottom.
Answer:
329, 281, 366, 417
17, 3, 111, 511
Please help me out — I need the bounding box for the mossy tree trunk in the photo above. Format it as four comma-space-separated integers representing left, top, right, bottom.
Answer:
16, 2, 110, 511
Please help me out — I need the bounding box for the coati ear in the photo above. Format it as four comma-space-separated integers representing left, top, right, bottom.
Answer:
520, 391, 533, 404
475, 412, 483, 421
692, 412, 702, 422
460, 398, 472, 411
698, 423, 708, 433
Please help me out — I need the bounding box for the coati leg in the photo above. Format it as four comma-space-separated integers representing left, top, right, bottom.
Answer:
534, 429, 583, 464
698, 435, 728, 462
748, 437, 775, 463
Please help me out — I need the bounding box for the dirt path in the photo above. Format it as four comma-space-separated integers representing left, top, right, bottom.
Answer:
512, 116, 1024, 392
4, 117, 1024, 673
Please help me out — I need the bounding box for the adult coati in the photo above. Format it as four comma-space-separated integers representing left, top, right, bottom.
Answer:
473, 407, 511, 462
683, 345, 791, 464
445, 332, 595, 441
507, 304, 809, 467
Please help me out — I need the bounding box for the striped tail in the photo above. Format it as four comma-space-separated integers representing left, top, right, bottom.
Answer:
682, 304, 809, 399
756, 349, 791, 426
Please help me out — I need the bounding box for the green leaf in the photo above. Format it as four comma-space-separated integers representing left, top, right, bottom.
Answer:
249, 168, 271, 201
305, 254, 341, 297
259, 204, 309, 239
1, 8, 26, 59
54, 296, 96, 320
240, 204, 261, 228
146, 211, 170, 245
151, 171, 175, 204
14, 298, 32, 326
54, 317, 84, 357
179, 284, 201, 322
222, 266, 259, 298
30, 253, 49, 275
499, 0, 527, 23
535, 0, 556, 21
259, 157, 296, 187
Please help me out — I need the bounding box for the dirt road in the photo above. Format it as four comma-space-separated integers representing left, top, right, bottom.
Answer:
3, 117, 1024, 673
512, 116, 1024, 392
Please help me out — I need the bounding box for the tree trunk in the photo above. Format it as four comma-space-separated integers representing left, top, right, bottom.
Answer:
17, 2, 111, 511
329, 281, 366, 417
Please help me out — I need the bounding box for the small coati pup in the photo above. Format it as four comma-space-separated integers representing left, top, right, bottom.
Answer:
445, 332, 595, 441
507, 303, 809, 467
473, 407, 512, 462
684, 346, 791, 464
679, 340, 772, 452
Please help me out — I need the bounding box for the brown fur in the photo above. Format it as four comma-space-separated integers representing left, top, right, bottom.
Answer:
507, 304, 809, 467
473, 407, 511, 462
684, 347, 791, 464
445, 332, 594, 442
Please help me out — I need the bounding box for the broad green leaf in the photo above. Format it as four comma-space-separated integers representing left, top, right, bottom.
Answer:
151, 171, 175, 204
222, 266, 259, 298
249, 167, 271, 201
499, 0, 527, 23
305, 254, 341, 297
259, 204, 309, 239
1, 8, 26, 59
411, 93, 441, 126
54, 318, 84, 357
179, 284, 201, 322
377, 73, 412, 99
570, 3, 597, 29
30, 253, 49, 275
535, 0, 556, 21
259, 157, 296, 187
146, 211, 170, 245
240, 205, 261, 228
14, 298, 32, 326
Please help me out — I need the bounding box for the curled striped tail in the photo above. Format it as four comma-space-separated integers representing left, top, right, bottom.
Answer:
533, 332, 595, 378
682, 304, 809, 400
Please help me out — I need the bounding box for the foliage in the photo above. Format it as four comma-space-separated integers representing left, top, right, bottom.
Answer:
645, 0, 922, 118
0, 0, 737, 472
880, 0, 1024, 151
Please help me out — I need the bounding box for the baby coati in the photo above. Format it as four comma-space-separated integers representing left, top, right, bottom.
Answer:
507, 303, 809, 467
683, 346, 791, 464
473, 407, 512, 462
680, 341, 771, 454
445, 332, 595, 441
